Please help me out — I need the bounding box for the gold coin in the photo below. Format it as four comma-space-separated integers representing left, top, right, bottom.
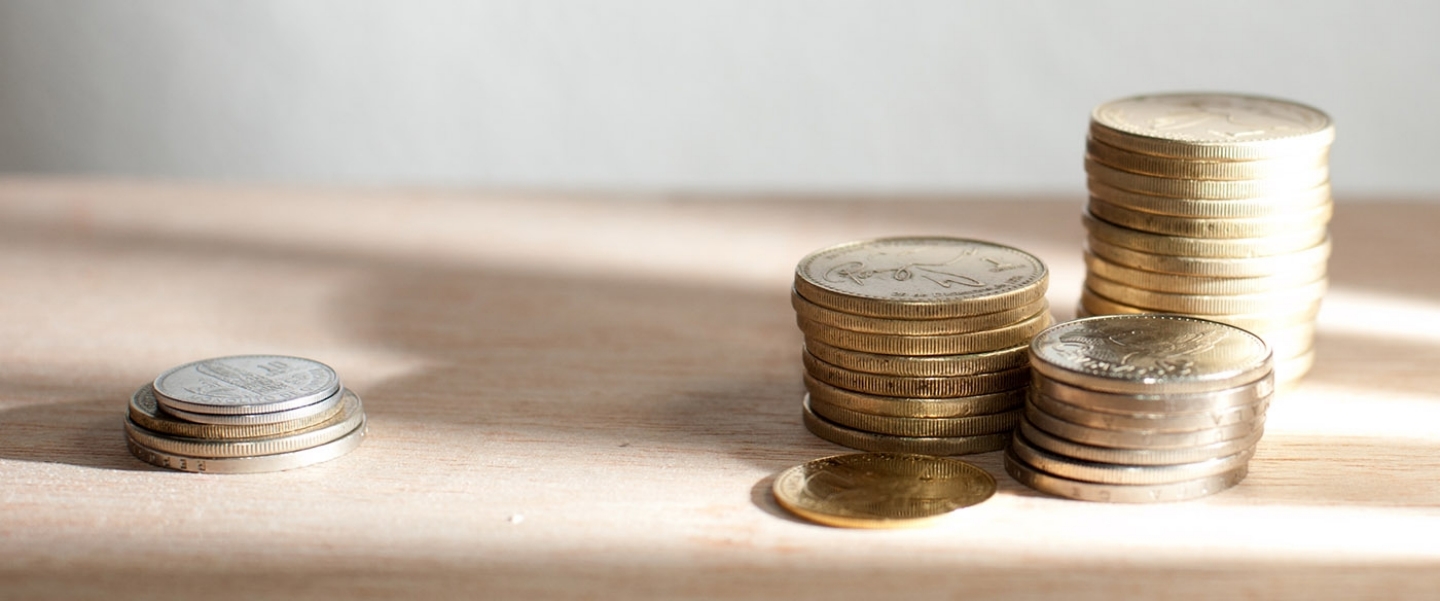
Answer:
1085, 236, 1331, 278
1079, 287, 1322, 331
1034, 373, 1273, 414
129, 383, 347, 439
1086, 137, 1328, 181
1089, 93, 1334, 161
804, 350, 1031, 398
124, 391, 365, 458
1009, 430, 1257, 486
1275, 349, 1316, 389
1085, 213, 1327, 258
1029, 315, 1273, 395
1026, 404, 1262, 450
1088, 178, 1332, 219
791, 288, 1048, 335
802, 396, 1012, 456
1019, 416, 1266, 466
805, 373, 1027, 418
1086, 158, 1329, 200
804, 338, 1030, 377
1084, 273, 1327, 315
793, 237, 1049, 319
1004, 446, 1249, 502
1087, 196, 1332, 239
1027, 390, 1268, 433
798, 311, 1053, 356
1257, 323, 1316, 361
771, 452, 996, 529
1083, 251, 1327, 295
809, 396, 1021, 437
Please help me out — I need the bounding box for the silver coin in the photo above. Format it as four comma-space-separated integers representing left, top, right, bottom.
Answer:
154, 355, 341, 415
1025, 404, 1261, 449
1034, 374, 1273, 415
130, 383, 348, 439
1018, 416, 1265, 465
1009, 430, 1256, 486
125, 392, 365, 458
160, 386, 344, 425
1004, 447, 1248, 503
126, 418, 367, 473
1028, 390, 1268, 433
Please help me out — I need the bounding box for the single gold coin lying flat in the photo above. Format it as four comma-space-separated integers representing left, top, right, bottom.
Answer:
1004, 446, 1249, 502
1084, 273, 1327, 315
805, 373, 1027, 418
809, 396, 1020, 437
1084, 213, 1328, 258
129, 383, 347, 440
803, 396, 1011, 456
772, 452, 996, 529
1089, 92, 1334, 161
1083, 251, 1328, 295
1085, 236, 1331, 278
1079, 287, 1322, 331
1086, 157, 1329, 200
798, 311, 1053, 356
804, 351, 1031, 398
1019, 417, 1266, 466
1088, 179, 1332, 219
1086, 137, 1328, 181
793, 237, 1048, 319
792, 289, 1048, 336
1087, 196, 1332, 239
1028, 391, 1268, 433
1010, 430, 1257, 486
1035, 373, 1273, 415
804, 339, 1031, 377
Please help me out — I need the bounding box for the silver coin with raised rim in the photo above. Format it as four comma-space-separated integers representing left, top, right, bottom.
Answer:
154, 355, 341, 415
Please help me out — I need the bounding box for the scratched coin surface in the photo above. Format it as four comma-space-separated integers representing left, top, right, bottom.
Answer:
794, 238, 1048, 319
1030, 315, 1272, 394
1090, 93, 1334, 160
772, 452, 996, 528
154, 355, 341, 415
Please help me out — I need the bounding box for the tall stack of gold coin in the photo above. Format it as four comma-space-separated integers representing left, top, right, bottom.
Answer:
1078, 92, 1333, 389
1006, 315, 1273, 503
791, 237, 1053, 455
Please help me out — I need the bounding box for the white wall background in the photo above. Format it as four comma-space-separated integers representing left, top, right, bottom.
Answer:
1, 1, 1437, 195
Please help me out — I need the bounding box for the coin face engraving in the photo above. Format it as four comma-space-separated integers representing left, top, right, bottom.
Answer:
1095, 94, 1331, 144
1032, 315, 1272, 392
1049, 324, 1230, 380
773, 453, 996, 528
799, 238, 1046, 302
154, 355, 339, 411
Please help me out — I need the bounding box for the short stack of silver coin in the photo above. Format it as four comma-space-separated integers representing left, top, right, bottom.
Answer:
1004, 315, 1272, 503
125, 355, 367, 473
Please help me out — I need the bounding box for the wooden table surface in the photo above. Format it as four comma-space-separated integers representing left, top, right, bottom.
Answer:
1, 178, 1438, 600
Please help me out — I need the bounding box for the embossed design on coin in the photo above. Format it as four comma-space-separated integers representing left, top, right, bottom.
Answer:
1031, 315, 1271, 394
772, 452, 995, 528
154, 355, 340, 414
1094, 93, 1332, 144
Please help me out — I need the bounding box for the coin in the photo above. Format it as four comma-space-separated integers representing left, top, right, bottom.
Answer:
803, 396, 1011, 456
804, 350, 1031, 398
791, 288, 1048, 336
1028, 390, 1268, 433
809, 396, 1021, 437
159, 386, 344, 425
1087, 196, 1332, 239
798, 311, 1053, 356
1035, 373, 1273, 414
1274, 349, 1316, 389
129, 383, 347, 439
1085, 213, 1327, 258
1085, 236, 1331, 278
153, 355, 341, 415
1088, 179, 1332, 219
1086, 137, 1328, 181
1084, 273, 1327, 315
805, 373, 1027, 418
1018, 417, 1265, 466
771, 453, 996, 528
804, 339, 1030, 377
793, 237, 1048, 319
1029, 315, 1273, 395
1079, 287, 1322, 331
1009, 430, 1257, 485
1004, 447, 1249, 502
1086, 158, 1329, 200
126, 418, 366, 473
1089, 93, 1334, 160
1026, 404, 1261, 449
125, 391, 364, 458
1083, 251, 1327, 295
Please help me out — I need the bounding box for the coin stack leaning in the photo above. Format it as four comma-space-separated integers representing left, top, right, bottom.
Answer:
1079, 92, 1334, 389
125, 355, 367, 473
792, 237, 1053, 456
1005, 315, 1272, 503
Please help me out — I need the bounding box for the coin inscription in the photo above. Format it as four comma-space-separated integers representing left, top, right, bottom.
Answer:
1094, 93, 1332, 144
798, 238, 1046, 303
772, 452, 996, 528
1033, 315, 1270, 387
154, 355, 340, 412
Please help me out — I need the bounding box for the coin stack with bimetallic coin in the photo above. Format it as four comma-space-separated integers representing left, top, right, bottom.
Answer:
125, 355, 367, 473
1079, 92, 1334, 389
1005, 315, 1272, 503
792, 237, 1053, 456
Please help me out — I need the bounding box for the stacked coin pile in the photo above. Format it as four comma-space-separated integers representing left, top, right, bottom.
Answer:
1005, 315, 1272, 503
792, 237, 1053, 456
1078, 92, 1333, 388
125, 355, 367, 473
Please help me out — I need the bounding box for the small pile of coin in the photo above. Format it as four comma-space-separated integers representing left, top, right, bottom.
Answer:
791, 237, 1053, 455
125, 355, 367, 473
1079, 92, 1333, 388
1005, 315, 1271, 503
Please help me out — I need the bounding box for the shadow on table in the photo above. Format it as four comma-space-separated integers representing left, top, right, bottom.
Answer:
0, 397, 155, 471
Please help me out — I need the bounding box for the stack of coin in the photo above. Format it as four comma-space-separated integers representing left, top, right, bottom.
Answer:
125, 355, 367, 473
792, 237, 1053, 455
1005, 315, 1272, 503
1079, 92, 1333, 388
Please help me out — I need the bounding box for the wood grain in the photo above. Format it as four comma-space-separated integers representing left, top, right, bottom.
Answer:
0, 178, 1437, 600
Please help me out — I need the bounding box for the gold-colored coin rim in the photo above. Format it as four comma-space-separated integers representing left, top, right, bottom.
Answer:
1079, 287, 1322, 330
1034, 372, 1273, 415
809, 396, 1021, 437
1019, 416, 1266, 466
805, 373, 1028, 418
1009, 430, 1257, 486
1004, 446, 1250, 502
1083, 251, 1328, 295
126, 418, 367, 473
771, 452, 996, 529
129, 383, 349, 439
124, 392, 365, 458
1085, 213, 1328, 258
1087, 196, 1332, 239
1088, 178, 1333, 219
1086, 137, 1329, 181
1086, 157, 1329, 200
798, 311, 1053, 356
1088, 93, 1335, 161
802, 396, 1012, 456
1085, 237, 1331, 278
1027, 390, 1268, 433
1025, 404, 1262, 450
1083, 273, 1327, 315
804, 350, 1031, 398
791, 288, 1048, 335
803, 338, 1031, 377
